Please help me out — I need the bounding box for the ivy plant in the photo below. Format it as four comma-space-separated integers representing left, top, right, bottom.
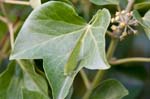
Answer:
0, 0, 150, 99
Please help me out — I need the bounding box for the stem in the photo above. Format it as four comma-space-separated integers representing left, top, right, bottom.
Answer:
117, 5, 121, 12
110, 57, 150, 65
0, 3, 14, 49
7, 23, 14, 49
83, 38, 119, 99
1, 2, 27, 71
83, 0, 135, 98
106, 38, 119, 60
0, 3, 8, 17
126, 0, 135, 12
106, 31, 116, 38
80, 69, 91, 89
2, 0, 30, 6
80, 0, 91, 20
0, 16, 8, 23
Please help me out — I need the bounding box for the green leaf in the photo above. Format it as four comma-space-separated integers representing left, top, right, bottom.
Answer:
0, 61, 48, 99
134, 2, 150, 10
90, 79, 129, 99
22, 88, 48, 99
10, 1, 111, 98
133, 10, 150, 39
0, 21, 7, 40
142, 10, 150, 39
30, 0, 41, 9
18, 60, 48, 95
0, 62, 18, 99
135, 0, 150, 3
90, 0, 119, 5
65, 87, 73, 99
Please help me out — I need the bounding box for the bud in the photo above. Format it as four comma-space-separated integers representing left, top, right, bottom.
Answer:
119, 35, 124, 41
126, 12, 132, 17
119, 22, 126, 28
142, 17, 145, 20
111, 25, 117, 31
133, 30, 138, 34
111, 18, 115, 23
130, 11, 133, 15
121, 10, 126, 14
115, 12, 120, 16
115, 16, 120, 21
122, 32, 127, 36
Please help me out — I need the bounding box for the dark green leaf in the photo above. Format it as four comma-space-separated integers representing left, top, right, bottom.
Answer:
133, 10, 150, 39
135, 0, 150, 4
134, 2, 150, 10
90, 79, 129, 99
0, 61, 48, 99
0, 22, 7, 40
18, 60, 48, 95
90, 0, 119, 5
22, 88, 48, 99
0, 61, 18, 99
10, 1, 110, 98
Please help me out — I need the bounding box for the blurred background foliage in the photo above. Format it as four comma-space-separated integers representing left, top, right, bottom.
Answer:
0, 0, 150, 99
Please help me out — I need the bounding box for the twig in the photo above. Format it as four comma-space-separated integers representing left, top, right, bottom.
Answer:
80, 69, 91, 89
0, 3, 8, 17
7, 22, 14, 49
0, 16, 8, 23
126, 0, 135, 12
2, 0, 30, 6
110, 57, 150, 65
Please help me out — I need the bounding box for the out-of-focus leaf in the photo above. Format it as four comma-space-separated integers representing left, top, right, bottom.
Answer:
0, 61, 48, 99
10, 1, 111, 99
134, 2, 150, 10
18, 60, 48, 95
135, 0, 150, 3
0, 22, 7, 40
30, 0, 41, 9
133, 10, 150, 39
0, 61, 18, 99
90, 79, 129, 99
90, 0, 119, 5
22, 88, 48, 99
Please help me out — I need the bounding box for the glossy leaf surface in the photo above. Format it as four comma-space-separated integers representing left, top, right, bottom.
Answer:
10, 1, 111, 98
90, 79, 129, 99
0, 61, 48, 99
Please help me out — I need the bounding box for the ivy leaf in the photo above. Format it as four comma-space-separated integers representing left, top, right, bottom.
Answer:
90, 0, 119, 5
134, 2, 150, 10
0, 61, 48, 99
18, 60, 48, 95
0, 62, 17, 99
90, 79, 129, 99
133, 10, 150, 39
10, 1, 110, 98
142, 10, 150, 39
22, 88, 48, 99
